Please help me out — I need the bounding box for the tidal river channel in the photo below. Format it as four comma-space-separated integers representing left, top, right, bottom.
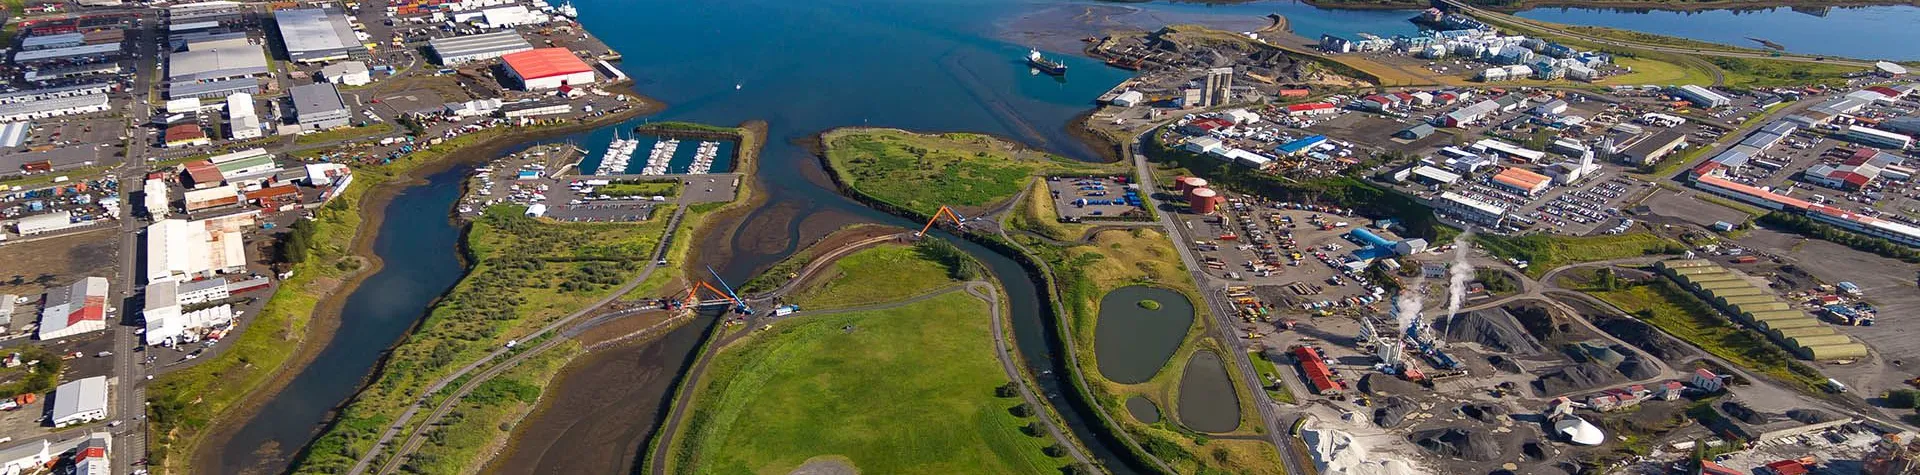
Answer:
212, 0, 1917, 473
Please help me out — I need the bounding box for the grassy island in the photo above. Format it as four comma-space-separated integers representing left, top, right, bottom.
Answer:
819, 128, 1120, 216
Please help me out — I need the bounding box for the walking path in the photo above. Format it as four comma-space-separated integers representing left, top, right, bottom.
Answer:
351, 205, 688, 475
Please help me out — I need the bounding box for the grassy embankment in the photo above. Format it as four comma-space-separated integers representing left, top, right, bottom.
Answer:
293, 123, 397, 145
665, 245, 1072, 474
1473, 232, 1685, 277
290, 205, 672, 473
791, 244, 957, 309
144, 115, 645, 473
819, 128, 1123, 217
1007, 223, 1285, 474
1568, 271, 1827, 391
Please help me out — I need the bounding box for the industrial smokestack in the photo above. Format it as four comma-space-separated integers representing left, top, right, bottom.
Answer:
1441, 230, 1476, 334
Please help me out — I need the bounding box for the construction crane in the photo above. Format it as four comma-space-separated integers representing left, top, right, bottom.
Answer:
707, 265, 750, 314
917, 205, 965, 237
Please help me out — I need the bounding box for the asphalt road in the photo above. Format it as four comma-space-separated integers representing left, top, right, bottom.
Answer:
1130, 149, 1313, 475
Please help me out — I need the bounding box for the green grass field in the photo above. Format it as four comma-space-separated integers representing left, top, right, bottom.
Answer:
794, 244, 958, 309
1601, 57, 1715, 86
1474, 232, 1682, 277
1586, 280, 1825, 391
670, 291, 1067, 474
822, 128, 1114, 216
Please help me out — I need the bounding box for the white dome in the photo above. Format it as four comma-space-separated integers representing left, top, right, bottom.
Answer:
1555, 417, 1604, 446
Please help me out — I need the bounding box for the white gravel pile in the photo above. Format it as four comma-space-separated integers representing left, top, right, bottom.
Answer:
1301, 425, 1419, 475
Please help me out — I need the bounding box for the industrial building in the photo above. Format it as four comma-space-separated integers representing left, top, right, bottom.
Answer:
167, 36, 268, 87
50, 376, 108, 427
165, 124, 210, 148
275, 7, 361, 63
145, 214, 255, 283
37, 277, 109, 340
72, 433, 109, 475
13, 210, 82, 235
144, 179, 171, 218
500, 97, 572, 118
0, 92, 111, 122
1844, 125, 1913, 150
320, 60, 371, 86
1656, 260, 1868, 361
1434, 191, 1506, 227
1671, 85, 1731, 108
1618, 130, 1688, 166
170, 77, 259, 100
288, 83, 351, 131
1491, 167, 1551, 195
0, 439, 53, 473
227, 92, 261, 140
501, 48, 595, 90
143, 279, 236, 346
428, 31, 534, 65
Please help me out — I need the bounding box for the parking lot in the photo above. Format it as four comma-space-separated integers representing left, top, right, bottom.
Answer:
1169, 194, 1386, 311
1044, 175, 1143, 221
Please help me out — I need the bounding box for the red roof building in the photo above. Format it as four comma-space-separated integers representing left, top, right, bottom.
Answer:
1763, 460, 1809, 475
500, 48, 595, 90
1285, 102, 1336, 116
245, 185, 300, 206
182, 160, 224, 189
1291, 346, 1342, 395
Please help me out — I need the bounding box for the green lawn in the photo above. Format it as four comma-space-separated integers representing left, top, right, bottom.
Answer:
1587, 280, 1825, 391
794, 244, 958, 309
1601, 57, 1715, 87
669, 291, 1067, 474
822, 128, 1114, 216
1474, 233, 1683, 277
1247, 351, 1295, 405
294, 123, 396, 145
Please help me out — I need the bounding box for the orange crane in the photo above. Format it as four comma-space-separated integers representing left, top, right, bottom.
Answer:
916, 205, 965, 237
683, 281, 739, 308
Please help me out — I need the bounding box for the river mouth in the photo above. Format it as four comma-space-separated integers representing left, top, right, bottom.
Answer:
1094, 286, 1196, 384
1176, 350, 1242, 434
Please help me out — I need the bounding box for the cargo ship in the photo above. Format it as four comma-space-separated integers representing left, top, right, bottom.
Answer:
1027, 49, 1066, 76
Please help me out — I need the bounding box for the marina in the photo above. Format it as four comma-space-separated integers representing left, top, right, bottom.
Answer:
581, 133, 739, 176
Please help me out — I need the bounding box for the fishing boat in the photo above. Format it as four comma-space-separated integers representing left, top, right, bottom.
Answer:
1026, 49, 1066, 76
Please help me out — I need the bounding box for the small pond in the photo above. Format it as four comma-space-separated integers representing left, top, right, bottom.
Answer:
1176, 350, 1241, 433
1125, 395, 1161, 424
1094, 286, 1195, 384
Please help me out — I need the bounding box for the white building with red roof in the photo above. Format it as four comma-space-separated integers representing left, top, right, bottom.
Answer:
500, 48, 595, 90
37, 277, 108, 340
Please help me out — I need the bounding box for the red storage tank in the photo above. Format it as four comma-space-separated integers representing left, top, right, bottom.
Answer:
1183, 177, 1209, 193
1174, 176, 1191, 193
1188, 187, 1220, 214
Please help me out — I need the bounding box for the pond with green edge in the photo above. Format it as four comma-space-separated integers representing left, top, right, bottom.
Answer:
1094, 286, 1194, 384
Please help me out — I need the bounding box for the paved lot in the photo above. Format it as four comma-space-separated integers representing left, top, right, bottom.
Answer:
1738, 227, 1920, 405
1170, 198, 1382, 308
1045, 176, 1141, 220
1641, 188, 1753, 229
